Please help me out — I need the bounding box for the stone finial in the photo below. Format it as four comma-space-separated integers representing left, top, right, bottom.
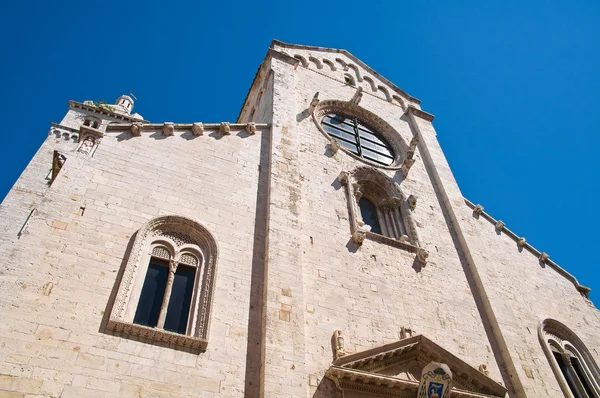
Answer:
473, 205, 484, 216
418, 362, 453, 398
407, 195, 417, 210
539, 252, 549, 263
162, 122, 174, 136
332, 330, 346, 359
309, 92, 320, 113
352, 229, 366, 244
328, 139, 341, 155
478, 364, 490, 377
517, 237, 527, 250
220, 122, 231, 135
131, 122, 143, 137
246, 122, 257, 135
400, 326, 414, 339
416, 248, 429, 265
192, 122, 204, 136
338, 171, 349, 185
350, 86, 363, 105
495, 220, 505, 232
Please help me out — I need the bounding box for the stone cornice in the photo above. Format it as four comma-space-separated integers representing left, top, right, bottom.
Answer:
463, 198, 592, 299
405, 105, 435, 122
69, 101, 147, 123
106, 122, 269, 132
271, 39, 421, 104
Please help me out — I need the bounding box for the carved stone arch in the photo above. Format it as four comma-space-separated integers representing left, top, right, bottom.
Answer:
377, 85, 393, 102
335, 58, 349, 71
294, 54, 309, 67
392, 95, 406, 110
539, 319, 600, 397
309, 56, 323, 69
322, 58, 337, 71
107, 215, 218, 351
363, 76, 377, 92
347, 64, 363, 82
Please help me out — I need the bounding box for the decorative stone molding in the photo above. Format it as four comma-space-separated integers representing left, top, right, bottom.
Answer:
407, 195, 417, 210
400, 158, 416, 177
473, 204, 484, 216
539, 252, 549, 263
539, 319, 600, 398
77, 126, 104, 156
350, 86, 363, 105
309, 92, 320, 113
311, 99, 410, 170
494, 220, 505, 232
340, 166, 422, 254
328, 139, 341, 155
332, 330, 346, 359
352, 229, 366, 244
162, 122, 174, 136
131, 122, 143, 137
220, 122, 231, 135
192, 122, 204, 136
337, 171, 349, 185
517, 237, 526, 250
416, 248, 429, 265
245, 122, 256, 135
107, 215, 218, 352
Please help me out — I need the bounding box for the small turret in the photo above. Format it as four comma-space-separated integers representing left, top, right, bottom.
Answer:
115, 95, 134, 115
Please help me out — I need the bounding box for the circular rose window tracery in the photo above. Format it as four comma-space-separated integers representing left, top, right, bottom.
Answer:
321, 114, 395, 166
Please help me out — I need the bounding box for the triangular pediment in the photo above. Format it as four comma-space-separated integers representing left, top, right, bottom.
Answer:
326, 335, 507, 398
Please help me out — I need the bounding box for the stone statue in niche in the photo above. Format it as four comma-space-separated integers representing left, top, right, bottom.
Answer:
78, 136, 95, 155
332, 330, 346, 359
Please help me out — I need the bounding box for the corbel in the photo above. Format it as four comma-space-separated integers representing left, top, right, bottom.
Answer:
517, 237, 527, 250
495, 220, 505, 233
388, 197, 402, 208
352, 229, 366, 245
162, 122, 174, 137
473, 205, 484, 216
309, 92, 320, 113
416, 248, 429, 265
192, 122, 204, 136
539, 252, 549, 264
245, 122, 257, 135
328, 139, 341, 155
407, 195, 417, 210
350, 86, 363, 105
220, 122, 231, 135
400, 158, 416, 177
131, 122, 143, 137
337, 171, 349, 185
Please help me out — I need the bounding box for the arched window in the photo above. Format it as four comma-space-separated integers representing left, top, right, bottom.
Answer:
107, 216, 218, 351
539, 319, 600, 398
321, 113, 394, 166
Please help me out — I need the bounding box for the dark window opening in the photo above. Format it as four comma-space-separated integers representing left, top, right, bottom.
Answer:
134, 260, 168, 328
359, 197, 381, 235
571, 357, 597, 398
164, 265, 196, 334
554, 352, 583, 398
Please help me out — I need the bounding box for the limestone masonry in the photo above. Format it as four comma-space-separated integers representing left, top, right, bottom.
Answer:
0, 40, 598, 398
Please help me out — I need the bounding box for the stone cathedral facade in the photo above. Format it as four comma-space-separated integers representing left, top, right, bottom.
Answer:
0, 41, 599, 398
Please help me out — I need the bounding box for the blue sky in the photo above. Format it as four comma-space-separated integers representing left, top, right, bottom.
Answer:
1, 0, 598, 302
